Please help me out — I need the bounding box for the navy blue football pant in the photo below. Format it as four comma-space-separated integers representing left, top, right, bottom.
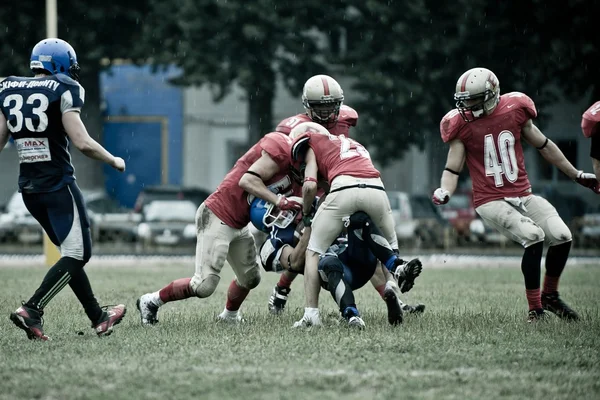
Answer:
23, 182, 102, 324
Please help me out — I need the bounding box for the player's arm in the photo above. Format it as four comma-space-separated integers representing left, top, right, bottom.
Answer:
301, 148, 318, 218
62, 112, 125, 171
522, 119, 599, 192
432, 139, 466, 205
279, 226, 312, 273
239, 150, 282, 204
0, 113, 9, 153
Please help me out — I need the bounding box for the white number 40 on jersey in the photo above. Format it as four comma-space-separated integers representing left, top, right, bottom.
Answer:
484, 131, 519, 187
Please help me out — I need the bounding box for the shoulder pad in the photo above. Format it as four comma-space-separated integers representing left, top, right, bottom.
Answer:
440, 109, 465, 143
338, 105, 358, 126
261, 132, 292, 164
582, 101, 600, 138
504, 92, 537, 119
275, 114, 311, 135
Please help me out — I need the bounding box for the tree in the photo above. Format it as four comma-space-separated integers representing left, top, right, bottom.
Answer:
141, 0, 338, 145
0, 1, 150, 185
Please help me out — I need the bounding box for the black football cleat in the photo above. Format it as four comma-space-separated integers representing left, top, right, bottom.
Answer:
527, 309, 548, 322
541, 292, 580, 321
402, 303, 426, 314
94, 304, 127, 337
383, 287, 404, 325
10, 302, 50, 341
268, 285, 291, 314
393, 258, 423, 293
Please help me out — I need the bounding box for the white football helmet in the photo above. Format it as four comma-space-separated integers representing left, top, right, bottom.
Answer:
454, 67, 500, 122
289, 121, 331, 139
302, 75, 344, 128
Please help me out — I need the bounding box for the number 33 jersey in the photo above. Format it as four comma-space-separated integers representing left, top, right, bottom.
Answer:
0, 75, 84, 193
440, 92, 535, 208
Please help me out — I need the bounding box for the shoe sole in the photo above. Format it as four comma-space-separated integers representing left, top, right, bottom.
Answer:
399, 262, 423, 293
136, 298, 159, 325
9, 312, 46, 340
383, 290, 403, 325
97, 308, 127, 337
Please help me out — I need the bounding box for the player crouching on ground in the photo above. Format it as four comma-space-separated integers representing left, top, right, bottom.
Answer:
250, 197, 423, 329
433, 67, 600, 322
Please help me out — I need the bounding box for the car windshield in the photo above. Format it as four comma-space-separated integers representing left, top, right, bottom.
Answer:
144, 201, 197, 222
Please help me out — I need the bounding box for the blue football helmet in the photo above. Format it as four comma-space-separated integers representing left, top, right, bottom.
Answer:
250, 196, 302, 233
30, 38, 81, 81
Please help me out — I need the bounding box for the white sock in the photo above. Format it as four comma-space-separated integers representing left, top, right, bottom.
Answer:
151, 291, 164, 307
304, 307, 320, 319
221, 308, 238, 318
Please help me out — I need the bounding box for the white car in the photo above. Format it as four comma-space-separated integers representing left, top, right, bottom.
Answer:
137, 200, 197, 247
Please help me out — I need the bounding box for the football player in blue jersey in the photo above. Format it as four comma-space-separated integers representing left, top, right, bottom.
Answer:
250, 197, 424, 329
0, 38, 127, 340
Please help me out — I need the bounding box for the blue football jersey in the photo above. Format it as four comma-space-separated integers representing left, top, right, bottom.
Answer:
0, 74, 85, 193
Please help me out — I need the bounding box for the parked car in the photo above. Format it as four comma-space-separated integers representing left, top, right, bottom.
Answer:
573, 204, 600, 248
409, 194, 453, 248
0, 192, 43, 244
438, 191, 476, 243
386, 191, 416, 243
134, 185, 211, 213
136, 200, 197, 247
83, 190, 141, 243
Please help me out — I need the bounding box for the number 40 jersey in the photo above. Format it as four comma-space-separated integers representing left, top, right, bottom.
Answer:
440, 92, 535, 208
0, 75, 84, 193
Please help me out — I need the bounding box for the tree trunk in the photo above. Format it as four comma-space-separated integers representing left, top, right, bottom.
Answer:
246, 67, 275, 146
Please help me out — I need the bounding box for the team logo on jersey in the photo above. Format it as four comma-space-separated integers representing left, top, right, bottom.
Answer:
15, 138, 51, 164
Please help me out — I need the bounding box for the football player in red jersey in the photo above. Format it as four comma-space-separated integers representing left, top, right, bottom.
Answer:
136, 132, 301, 325
266, 75, 419, 321
290, 122, 420, 327
582, 101, 600, 178
432, 67, 600, 322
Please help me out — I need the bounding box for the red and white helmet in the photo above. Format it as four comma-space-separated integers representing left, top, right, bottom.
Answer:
302, 75, 344, 128
454, 67, 500, 122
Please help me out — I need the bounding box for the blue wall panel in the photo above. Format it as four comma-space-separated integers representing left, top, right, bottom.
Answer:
100, 65, 183, 207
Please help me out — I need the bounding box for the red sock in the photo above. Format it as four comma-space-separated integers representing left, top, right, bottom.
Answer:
525, 288, 542, 311
374, 284, 386, 299
277, 272, 297, 289
225, 280, 250, 311
542, 276, 560, 295
159, 278, 193, 303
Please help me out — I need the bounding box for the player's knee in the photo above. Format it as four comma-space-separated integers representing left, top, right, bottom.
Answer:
190, 274, 220, 298
237, 267, 261, 290
348, 211, 371, 229
545, 217, 572, 246
320, 256, 344, 276
521, 225, 545, 247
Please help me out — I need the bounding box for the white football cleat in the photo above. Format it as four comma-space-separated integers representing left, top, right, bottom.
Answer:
348, 316, 366, 330
292, 314, 322, 328
217, 310, 244, 324
136, 293, 160, 325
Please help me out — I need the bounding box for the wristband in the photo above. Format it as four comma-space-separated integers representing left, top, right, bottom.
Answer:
302, 215, 313, 227
304, 177, 318, 184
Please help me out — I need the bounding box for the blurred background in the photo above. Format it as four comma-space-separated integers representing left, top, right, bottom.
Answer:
0, 0, 598, 255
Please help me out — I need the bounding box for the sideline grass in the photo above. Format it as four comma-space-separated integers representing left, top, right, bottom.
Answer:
1, 262, 599, 400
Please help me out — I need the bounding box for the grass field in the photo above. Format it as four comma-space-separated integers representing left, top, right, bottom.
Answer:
1, 260, 599, 400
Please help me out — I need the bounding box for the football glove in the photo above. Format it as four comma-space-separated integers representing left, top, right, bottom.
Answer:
575, 171, 600, 194
432, 188, 450, 205
276, 195, 302, 211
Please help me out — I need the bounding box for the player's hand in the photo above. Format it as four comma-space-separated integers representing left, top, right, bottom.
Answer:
575, 171, 600, 194
276, 195, 302, 211
432, 188, 450, 205
111, 157, 126, 172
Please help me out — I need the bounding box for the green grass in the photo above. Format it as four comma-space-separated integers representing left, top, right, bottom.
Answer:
1, 262, 599, 400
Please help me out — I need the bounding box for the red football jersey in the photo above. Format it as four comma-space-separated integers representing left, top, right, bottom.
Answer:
294, 133, 380, 184
440, 92, 536, 208
276, 105, 358, 137
582, 101, 600, 138
205, 132, 294, 229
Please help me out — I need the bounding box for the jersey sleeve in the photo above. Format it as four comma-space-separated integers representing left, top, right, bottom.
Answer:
582, 101, 600, 138
439, 109, 464, 143
259, 234, 287, 273
275, 114, 310, 135
261, 132, 292, 165
338, 105, 358, 127
506, 92, 537, 125
60, 82, 85, 114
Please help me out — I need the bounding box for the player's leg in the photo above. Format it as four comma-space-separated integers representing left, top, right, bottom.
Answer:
524, 195, 579, 320
294, 191, 349, 327
476, 199, 546, 320
269, 270, 297, 314
218, 226, 261, 323
356, 184, 399, 250
137, 203, 231, 325
318, 256, 365, 329
347, 211, 422, 293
